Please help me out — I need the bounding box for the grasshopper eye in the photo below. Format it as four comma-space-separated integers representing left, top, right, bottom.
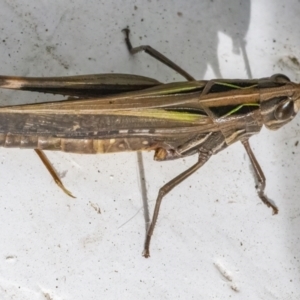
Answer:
274, 99, 294, 120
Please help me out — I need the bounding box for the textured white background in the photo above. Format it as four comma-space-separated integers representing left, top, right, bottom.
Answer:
0, 1, 300, 299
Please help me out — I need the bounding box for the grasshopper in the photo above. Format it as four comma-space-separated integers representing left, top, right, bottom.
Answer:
0, 29, 299, 257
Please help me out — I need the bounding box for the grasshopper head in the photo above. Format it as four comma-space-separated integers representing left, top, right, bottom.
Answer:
262, 74, 300, 130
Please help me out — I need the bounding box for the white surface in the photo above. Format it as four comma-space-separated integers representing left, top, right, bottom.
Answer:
0, 1, 300, 299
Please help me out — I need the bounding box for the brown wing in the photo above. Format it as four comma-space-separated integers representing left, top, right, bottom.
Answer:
0, 76, 268, 154
0, 74, 162, 97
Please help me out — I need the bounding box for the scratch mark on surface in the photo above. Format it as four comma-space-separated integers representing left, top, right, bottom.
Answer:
118, 206, 143, 229
45, 45, 70, 70
214, 260, 239, 292
40, 287, 63, 300
2, 1, 71, 70
0, 277, 40, 299
5, 255, 17, 263
43, 292, 54, 300
90, 201, 101, 214
278, 56, 300, 79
